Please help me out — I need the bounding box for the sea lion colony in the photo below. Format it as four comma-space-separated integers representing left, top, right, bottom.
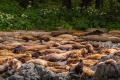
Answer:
0, 31, 119, 79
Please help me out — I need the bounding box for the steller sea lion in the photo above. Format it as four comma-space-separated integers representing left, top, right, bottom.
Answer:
85, 43, 96, 53
74, 59, 83, 75
40, 51, 71, 62
57, 45, 72, 51
27, 59, 65, 67
6, 58, 22, 72
86, 54, 107, 60
10, 45, 26, 54
0, 63, 9, 74
80, 66, 95, 79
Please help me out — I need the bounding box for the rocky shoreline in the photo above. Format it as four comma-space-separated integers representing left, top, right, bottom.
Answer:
0, 30, 119, 80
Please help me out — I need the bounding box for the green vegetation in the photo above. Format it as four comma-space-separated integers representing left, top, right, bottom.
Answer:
0, 0, 120, 31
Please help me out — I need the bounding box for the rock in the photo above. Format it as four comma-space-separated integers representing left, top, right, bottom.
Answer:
92, 56, 120, 80
85, 28, 108, 33
7, 63, 80, 80
7, 74, 25, 80
51, 31, 72, 36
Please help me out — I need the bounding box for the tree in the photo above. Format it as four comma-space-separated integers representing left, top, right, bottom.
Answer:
80, 0, 92, 9
95, 0, 103, 9
62, 0, 72, 9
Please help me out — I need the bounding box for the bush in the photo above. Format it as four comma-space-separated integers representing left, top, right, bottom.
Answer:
0, 0, 120, 31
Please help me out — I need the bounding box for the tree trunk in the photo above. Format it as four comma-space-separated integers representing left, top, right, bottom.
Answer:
95, 0, 103, 9
62, 0, 72, 9
80, 0, 92, 9
118, 0, 120, 3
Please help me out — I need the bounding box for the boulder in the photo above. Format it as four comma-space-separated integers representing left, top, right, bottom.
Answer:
7, 63, 80, 80
92, 56, 120, 80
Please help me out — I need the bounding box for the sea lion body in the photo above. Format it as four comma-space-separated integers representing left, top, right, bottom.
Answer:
75, 59, 83, 75
0, 64, 8, 74
45, 51, 71, 62
27, 59, 65, 67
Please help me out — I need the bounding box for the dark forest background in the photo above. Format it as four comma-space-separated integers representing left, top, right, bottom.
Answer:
0, 0, 120, 31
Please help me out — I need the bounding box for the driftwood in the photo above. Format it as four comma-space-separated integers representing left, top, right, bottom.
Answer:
82, 35, 120, 43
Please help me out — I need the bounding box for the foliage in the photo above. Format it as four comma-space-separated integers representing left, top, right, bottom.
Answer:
0, 0, 120, 31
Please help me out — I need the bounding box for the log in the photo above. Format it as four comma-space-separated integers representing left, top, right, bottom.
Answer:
82, 35, 120, 43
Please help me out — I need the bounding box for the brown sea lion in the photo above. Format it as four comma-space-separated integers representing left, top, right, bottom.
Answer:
41, 51, 71, 62
23, 45, 48, 51
27, 59, 65, 67
85, 43, 96, 53
72, 44, 86, 49
57, 45, 73, 50
59, 40, 78, 45
40, 34, 51, 41
10, 45, 26, 54
70, 48, 88, 58
46, 67, 63, 73
7, 58, 22, 72
44, 49, 66, 54
74, 59, 83, 75
80, 66, 95, 79
0, 63, 9, 74
86, 54, 107, 60
15, 35, 38, 41
45, 41, 60, 47
57, 34, 78, 40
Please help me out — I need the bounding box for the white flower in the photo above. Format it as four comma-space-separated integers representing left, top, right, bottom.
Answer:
29, 1, 32, 3
10, 24, 13, 26
55, 12, 56, 14
104, 13, 106, 15
28, 5, 31, 8
21, 14, 25, 17
21, 14, 27, 18
0, 15, 3, 18
116, 10, 118, 12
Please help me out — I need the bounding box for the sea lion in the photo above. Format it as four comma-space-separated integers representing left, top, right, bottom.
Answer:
70, 48, 88, 58
10, 45, 26, 54
59, 40, 78, 45
85, 30, 103, 36
74, 59, 83, 75
45, 41, 60, 48
23, 45, 48, 51
26, 50, 43, 58
85, 43, 96, 53
27, 59, 65, 67
72, 44, 86, 49
57, 44, 73, 50
44, 49, 66, 54
86, 54, 107, 60
80, 67, 95, 79
6, 58, 22, 72
41, 51, 71, 62
15, 35, 38, 41
0, 63, 9, 74
47, 67, 63, 73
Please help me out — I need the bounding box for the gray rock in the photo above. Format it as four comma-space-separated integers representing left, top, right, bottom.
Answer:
7, 56, 120, 80
92, 56, 120, 80
7, 63, 80, 80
